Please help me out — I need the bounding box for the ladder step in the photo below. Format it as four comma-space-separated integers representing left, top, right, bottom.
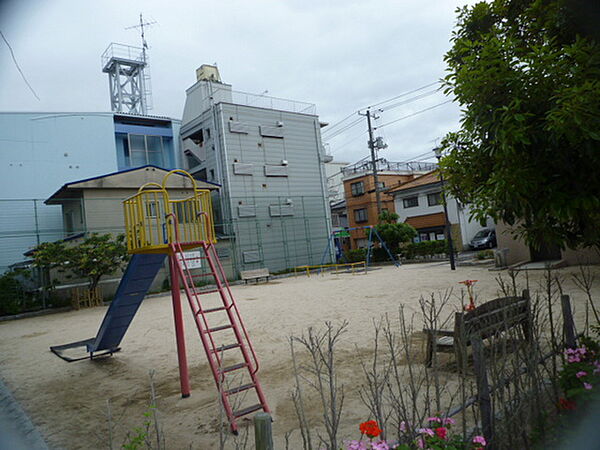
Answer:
225, 383, 255, 395
202, 306, 227, 314
194, 288, 220, 295
233, 403, 263, 418
221, 362, 248, 374
212, 343, 240, 353
207, 324, 233, 333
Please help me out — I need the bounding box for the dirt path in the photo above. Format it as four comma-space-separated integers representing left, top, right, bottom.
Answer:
0, 263, 598, 449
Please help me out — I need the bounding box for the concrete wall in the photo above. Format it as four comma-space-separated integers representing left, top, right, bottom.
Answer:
496, 221, 600, 266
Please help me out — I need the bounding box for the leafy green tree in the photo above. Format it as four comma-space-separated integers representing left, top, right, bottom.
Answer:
33, 234, 129, 295
369, 211, 417, 251
440, 0, 600, 250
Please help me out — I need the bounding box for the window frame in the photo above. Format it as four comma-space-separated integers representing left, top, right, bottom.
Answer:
127, 134, 165, 167
354, 208, 368, 223
403, 196, 419, 208
427, 192, 442, 207
351, 181, 365, 197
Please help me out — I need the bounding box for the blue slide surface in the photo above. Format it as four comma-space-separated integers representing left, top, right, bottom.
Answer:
87, 253, 166, 352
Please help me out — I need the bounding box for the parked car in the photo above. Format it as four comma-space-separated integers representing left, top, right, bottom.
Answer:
470, 229, 496, 250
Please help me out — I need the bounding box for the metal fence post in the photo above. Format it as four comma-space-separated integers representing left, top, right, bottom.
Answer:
254, 412, 273, 450
560, 294, 576, 348
472, 336, 494, 448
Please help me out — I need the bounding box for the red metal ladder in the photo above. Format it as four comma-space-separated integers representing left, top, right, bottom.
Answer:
170, 241, 269, 433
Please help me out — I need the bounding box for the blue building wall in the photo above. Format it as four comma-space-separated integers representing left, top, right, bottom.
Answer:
0, 112, 181, 272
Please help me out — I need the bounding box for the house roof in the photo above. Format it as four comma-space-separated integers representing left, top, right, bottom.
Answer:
386, 170, 440, 194
404, 212, 446, 229
45, 165, 220, 204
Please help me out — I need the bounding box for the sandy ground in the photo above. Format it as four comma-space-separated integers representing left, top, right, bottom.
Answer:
1, 262, 599, 449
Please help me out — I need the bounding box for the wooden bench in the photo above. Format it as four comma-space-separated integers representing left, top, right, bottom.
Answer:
424, 289, 531, 369
240, 268, 270, 284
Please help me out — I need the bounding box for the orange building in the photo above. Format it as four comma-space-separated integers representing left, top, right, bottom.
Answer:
341, 159, 436, 249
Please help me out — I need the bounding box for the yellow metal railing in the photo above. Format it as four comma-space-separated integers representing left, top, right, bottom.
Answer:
123, 170, 216, 254
294, 261, 367, 277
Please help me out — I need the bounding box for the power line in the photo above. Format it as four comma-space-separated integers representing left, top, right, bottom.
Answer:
377, 89, 441, 112
366, 81, 440, 109
374, 100, 453, 130
322, 110, 362, 136
323, 80, 441, 137
325, 89, 443, 141
322, 116, 364, 140
0, 30, 40, 101
330, 128, 369, 154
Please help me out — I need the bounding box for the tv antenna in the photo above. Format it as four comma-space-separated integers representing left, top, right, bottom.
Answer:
125, 13, 157, 63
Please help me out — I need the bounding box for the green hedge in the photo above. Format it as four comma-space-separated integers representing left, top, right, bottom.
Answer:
0, 269, 35, 316
402, 240, 451, 259
344, 248, 366, 263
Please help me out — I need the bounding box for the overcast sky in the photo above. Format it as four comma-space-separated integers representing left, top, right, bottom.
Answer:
0, 0, 473, 165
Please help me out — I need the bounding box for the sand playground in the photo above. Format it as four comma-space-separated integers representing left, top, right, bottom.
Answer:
1, 262, 599, 449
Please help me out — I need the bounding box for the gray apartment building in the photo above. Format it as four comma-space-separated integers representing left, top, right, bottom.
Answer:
180, 65, 332, 275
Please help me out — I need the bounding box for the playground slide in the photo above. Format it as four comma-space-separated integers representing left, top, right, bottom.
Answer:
50, 253, 166, 362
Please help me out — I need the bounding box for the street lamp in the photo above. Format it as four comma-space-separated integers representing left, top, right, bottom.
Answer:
433, 147, 456, 270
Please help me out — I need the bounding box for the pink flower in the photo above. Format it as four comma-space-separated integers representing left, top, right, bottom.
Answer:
427, 416, 442, 423
371, 441, 390, 450
584, 382, 593, 390
442, 417, 456, 426
576, 371, 588, 378
345, 440, 368, 450
399, 421, 407, 432
417, 437, 425, 449
567, 355, 581, 363
418, 428, 435, 437
473, 435, 487, 447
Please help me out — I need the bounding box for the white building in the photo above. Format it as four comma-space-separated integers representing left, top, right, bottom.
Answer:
179, 65, 332, 273
325, 160, 349, 204
388, 171, 494, 250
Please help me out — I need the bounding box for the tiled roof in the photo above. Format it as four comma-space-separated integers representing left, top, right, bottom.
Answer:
387, 170, 440, 194
405, 212, 446, 229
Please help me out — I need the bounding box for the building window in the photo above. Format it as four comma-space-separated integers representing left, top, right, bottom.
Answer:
376, 181, 385, 190
128, 134, 165, 167
146, 201, 159, 218
354, 208, 368, 223
351, 181, 365, 196
403, 196, 419, 208
427, 192, 442, 206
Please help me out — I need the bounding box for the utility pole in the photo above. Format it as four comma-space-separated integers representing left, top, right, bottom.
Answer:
434, 147, 456, 270
360, 109, 383, 216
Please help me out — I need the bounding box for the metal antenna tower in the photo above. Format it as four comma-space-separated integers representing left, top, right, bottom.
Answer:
101, 14, 156, 114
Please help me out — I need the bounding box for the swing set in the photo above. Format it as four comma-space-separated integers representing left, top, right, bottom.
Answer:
320, 225, 401, 270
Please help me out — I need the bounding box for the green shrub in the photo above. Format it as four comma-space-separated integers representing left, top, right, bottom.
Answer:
345, 248, 366, 263
0, 269, 33, 316
370, 247, 395, 262
402, 240, 449, 259
476, 249, 495, 260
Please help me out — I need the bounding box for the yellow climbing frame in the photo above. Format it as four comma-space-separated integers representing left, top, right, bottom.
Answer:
123, 169, 216, 254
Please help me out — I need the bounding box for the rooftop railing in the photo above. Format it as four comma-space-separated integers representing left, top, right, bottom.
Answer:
210, 86, 316, 115
341, 158, 437, 177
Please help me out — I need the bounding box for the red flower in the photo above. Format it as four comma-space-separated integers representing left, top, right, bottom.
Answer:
459, 279, 478, 287
359, 420, 382, 439
435, 426, 448, 440
558, 397, 576, 411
